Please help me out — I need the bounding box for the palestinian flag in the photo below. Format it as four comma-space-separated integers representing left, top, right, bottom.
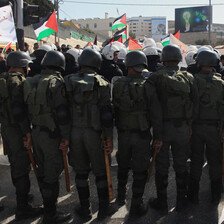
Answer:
109, 35, 122, 44
3, 42, 12, 54
111, 13, 126, 30
103, 35, 123, 46
114, 26, 127, 39
33, 11, 58, 41
124, 37, 142, 51
161, 30, 180, 46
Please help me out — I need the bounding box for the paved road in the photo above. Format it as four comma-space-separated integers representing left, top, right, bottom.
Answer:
1, 133, 224, 224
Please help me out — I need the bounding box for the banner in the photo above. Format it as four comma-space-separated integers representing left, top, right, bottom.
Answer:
175, 6, 212, 33
152, 18, 166, 40
0, 5, 17, 43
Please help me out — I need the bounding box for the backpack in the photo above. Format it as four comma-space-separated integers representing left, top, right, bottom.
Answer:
0, 72, 23, 124
64, 71, 109, 130
113, 76, 149, 131
24, 73, 63, 131
196, 72, 224, 120
157, 70, 193, 119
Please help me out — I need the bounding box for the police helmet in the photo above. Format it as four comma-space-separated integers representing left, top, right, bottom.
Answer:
196, 50, 219, 67
41, 50, 66, 71
125, 50, 148, 72
102, 44, 119, 60
78, 48, 102, 70
161, 44, 182, 62
6, 51, 33, 67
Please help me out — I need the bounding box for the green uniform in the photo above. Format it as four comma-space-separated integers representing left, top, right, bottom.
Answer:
113, 73, 163, 207
0, 72, 31, 215
148, 65, 197, 208
64, 69, 113, 209
24, 69, 70, 216
189, 71, 224, 202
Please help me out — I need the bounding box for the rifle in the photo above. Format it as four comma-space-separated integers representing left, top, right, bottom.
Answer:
146, 148, 159, 183
62, 150, 71, 192
26, 148, 38, 177
104, 151, 114, 201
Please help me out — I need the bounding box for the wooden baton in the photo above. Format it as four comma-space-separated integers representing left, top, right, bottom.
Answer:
146, 148, 158, 183
104, 152, 114, 201
63, 150, 71, 192
26, 148, 38, 177
222, 142, 224, 182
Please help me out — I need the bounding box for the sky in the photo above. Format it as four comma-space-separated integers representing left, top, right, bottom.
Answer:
58, 0, 224, 24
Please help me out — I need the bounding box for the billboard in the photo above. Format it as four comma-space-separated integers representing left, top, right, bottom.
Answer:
175, 6, 212, 33
152, 18, 166, 40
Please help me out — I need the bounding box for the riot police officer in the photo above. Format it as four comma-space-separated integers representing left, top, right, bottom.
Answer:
0, 51, 42, 220
148, 45, 198, 212
113, 51, 163, 218
188, 50, 224, 205
24, 50, 71, 223
64, 48, 115, 221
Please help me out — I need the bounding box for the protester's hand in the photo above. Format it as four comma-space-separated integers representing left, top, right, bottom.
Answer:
59, 140, 69, 153
104, 137, 113, 155
23, 133, 32, 150
153, 140, 163, 153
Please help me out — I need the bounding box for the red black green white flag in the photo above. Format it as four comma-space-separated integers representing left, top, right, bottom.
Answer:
33, 11, 58, 41
111, 13, 126, 30
124, 37, 142, 51
114, 26, 127, 39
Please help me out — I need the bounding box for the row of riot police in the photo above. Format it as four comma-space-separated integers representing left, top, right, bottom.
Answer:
0, 43, 224, 223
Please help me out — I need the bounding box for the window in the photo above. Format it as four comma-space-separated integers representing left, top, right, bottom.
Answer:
86, 24, 89, 28
109, 22, 112, 27
94, 23, 97, 28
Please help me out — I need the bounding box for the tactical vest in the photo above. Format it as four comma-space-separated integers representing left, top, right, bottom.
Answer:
157, 69, 193, 119
65, 72, 108, 130
195, 72, 224, 120
0, 72, 24, 125
113, 76, 149, 131
24, 72, 63, 131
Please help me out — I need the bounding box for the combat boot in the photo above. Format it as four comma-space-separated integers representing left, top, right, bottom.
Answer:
187, 178, 199, 204
175, 172, 188, 212
116, 169, 128, 206
97, 199, 116, 221
211, 180, 221, 204
14, 175, 43, 221
149, 172, 168, 211
42, 181, 71, 224
129, 198, 148, 218
75, 199, 92, 222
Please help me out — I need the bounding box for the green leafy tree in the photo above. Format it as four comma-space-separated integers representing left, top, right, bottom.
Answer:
24, 0, 54, 18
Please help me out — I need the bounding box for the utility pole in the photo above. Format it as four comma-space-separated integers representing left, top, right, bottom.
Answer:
54, 0, 60, 45
16, 0, 24, 51
208, 0, 212, 45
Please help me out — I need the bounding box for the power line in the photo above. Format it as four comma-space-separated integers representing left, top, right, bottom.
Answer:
62, 1, 224, 6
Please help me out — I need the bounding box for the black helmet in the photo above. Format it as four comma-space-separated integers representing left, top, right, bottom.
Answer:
196, 50, 219, 67
6, 51, 32, 67
161, 44, 182, 62
78, 48, 102, 70
41, 50, 66, 71
125, 51, 148, 72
